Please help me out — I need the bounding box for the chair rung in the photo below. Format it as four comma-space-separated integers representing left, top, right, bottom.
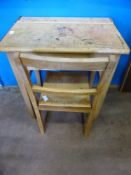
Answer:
38, 105, 91, 113
32, 85, 97, 94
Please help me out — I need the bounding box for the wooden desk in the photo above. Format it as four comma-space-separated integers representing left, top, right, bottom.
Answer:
0, 17, 129, 136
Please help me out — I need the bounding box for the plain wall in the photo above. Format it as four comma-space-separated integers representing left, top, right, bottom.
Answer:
0, 0, 131, 86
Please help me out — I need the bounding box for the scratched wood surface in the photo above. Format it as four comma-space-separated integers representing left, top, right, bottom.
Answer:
0, 17, 129, 54
20, 53, 109, 71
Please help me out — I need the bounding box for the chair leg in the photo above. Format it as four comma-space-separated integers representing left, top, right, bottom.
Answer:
35, 70, 42, 85
90, 71, 95, 87
84, 55, 119, 136
14, 54, 45, 135
84, 114, 95, 137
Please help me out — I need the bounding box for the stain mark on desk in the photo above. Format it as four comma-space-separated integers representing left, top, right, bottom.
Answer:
57, 26, 74, 37
56, 37, 60, 41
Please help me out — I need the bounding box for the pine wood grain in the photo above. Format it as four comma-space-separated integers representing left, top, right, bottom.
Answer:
7, 52, 35, 119
0, 17, 129, 54
20, 53, 109, 71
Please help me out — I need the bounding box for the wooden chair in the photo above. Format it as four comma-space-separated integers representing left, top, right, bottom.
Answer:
18, 52, 112, 136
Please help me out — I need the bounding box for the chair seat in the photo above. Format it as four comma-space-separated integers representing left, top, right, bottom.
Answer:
44, 71, 89, 88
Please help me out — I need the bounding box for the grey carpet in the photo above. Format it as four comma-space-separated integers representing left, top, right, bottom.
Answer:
0, 88, 131, 175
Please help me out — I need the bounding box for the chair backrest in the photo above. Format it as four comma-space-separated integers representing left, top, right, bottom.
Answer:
20, 52, 109, 88
20, 53, 109, 71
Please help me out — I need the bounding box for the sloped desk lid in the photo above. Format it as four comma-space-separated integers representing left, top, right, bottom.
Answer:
0, 17, 130, 54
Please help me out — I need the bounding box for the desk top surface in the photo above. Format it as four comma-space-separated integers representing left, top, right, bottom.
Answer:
0, 17, 129, 54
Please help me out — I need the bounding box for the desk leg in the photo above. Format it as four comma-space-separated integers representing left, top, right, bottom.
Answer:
7, 52, 35, 119
84, 55, 119, 136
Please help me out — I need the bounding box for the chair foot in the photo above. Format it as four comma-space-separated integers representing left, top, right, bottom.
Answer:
83, 125, 91, 137
83, 115, 95, 137
40, 129, 45, 135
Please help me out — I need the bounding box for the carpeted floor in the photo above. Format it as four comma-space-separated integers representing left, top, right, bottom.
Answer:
0, 88, 131, 175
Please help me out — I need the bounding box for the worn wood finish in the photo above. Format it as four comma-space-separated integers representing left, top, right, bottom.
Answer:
0, 18, 129, 54
43, 71, 93, 91
38, 105, 91, 113
37, 72, 92, 113
20, 17, 114, 23
84, 55, 119, 136
39, 93, 91, 113
0, 17, 129, 136
32, 85, 97, 95
7, 52, 35, 119
20, 53, 109, 71
14, 55, 45, 134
